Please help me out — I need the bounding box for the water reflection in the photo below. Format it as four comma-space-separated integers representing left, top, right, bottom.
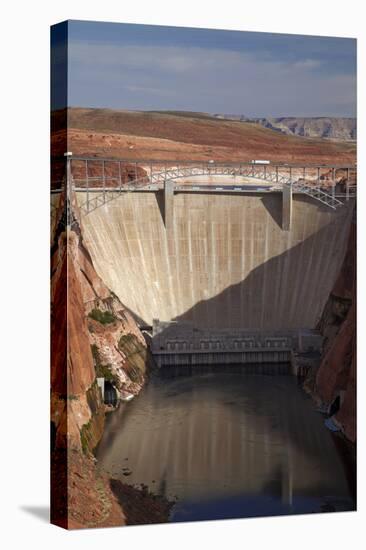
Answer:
96, 368, 355, 521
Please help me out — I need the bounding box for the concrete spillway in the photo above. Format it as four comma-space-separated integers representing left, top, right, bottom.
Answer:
77, 191, 353, 330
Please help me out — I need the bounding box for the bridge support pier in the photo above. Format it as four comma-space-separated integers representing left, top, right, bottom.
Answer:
164, 179, 174, 229
282, 183, 292, 231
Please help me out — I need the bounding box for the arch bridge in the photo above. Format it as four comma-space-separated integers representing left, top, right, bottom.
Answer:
54, 155, 356, 231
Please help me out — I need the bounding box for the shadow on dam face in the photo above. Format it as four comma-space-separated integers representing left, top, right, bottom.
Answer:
154, 190, 165, 225
260, 194, 283, 229
77, 191, 354, 331
171, 222, 345, 329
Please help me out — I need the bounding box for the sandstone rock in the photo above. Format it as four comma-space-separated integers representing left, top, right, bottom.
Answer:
51, 187, 153, 528
312, 217, 356, 442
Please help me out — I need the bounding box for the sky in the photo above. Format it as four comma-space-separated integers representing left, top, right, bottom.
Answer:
51, 20, 357, 117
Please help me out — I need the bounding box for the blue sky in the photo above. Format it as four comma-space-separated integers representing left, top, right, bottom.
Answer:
52, 20, 356, 117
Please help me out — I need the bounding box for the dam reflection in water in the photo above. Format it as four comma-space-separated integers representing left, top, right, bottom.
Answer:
96, 368, 355, 522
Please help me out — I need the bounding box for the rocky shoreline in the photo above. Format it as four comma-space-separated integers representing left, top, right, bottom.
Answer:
110, 479, 174, 526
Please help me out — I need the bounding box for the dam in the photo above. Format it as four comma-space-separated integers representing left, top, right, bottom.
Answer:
74, 177, 354, 334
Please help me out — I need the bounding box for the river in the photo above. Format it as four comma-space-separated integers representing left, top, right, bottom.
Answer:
96, 367, 355, 522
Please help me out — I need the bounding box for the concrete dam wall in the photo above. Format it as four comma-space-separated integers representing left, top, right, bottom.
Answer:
77, 191, 354, 330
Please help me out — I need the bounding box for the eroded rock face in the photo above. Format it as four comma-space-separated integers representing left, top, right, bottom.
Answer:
52, 448, 126, 529
51, 189, 153, 528
310, 217, 356, 442
251, 117, 356, 141
51, 192, 151, 451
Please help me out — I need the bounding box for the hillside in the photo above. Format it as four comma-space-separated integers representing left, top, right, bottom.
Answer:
52, 108, 356, 164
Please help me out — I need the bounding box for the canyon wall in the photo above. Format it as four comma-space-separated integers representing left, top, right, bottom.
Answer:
77, 191, 354, 331
305, 216, 356, 442
51, 191, 153, 528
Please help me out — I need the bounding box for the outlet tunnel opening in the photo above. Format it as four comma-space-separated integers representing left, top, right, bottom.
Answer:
104, 381, 118, 407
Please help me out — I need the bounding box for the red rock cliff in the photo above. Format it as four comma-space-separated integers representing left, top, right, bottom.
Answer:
308, 213, 356, 442
51, 189, 153, 528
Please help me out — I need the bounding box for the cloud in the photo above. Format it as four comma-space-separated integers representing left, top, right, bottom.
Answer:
67, 41, 356, 116
291, 59, 323, 69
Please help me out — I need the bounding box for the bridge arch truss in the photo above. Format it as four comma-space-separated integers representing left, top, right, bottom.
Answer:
54, 156, 356, 216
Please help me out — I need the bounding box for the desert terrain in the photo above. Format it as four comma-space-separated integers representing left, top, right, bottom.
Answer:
51, 108, 356, 164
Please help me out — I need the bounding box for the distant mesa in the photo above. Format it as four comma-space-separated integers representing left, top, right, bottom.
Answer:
213, 114, 357, 141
